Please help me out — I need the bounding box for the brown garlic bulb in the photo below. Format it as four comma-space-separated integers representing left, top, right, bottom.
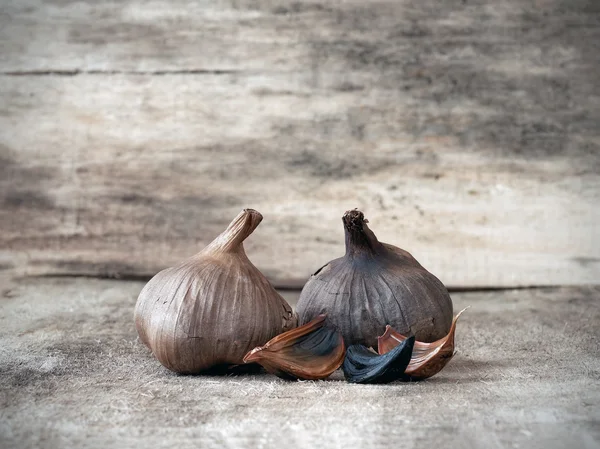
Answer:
134, 209, 297, 373
377, 307, 469, 380
296, 209, 453, 348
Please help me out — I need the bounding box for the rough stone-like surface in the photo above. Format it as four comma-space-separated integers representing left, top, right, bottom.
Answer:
1, 277, 598, 449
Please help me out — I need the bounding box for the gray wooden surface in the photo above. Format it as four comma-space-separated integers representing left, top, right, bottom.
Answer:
1, 277, 599, 449
1, 0, 599, 287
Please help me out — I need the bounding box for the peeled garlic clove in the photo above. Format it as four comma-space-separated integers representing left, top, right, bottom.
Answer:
134, 209, 297, 374
296, 209, 453, 348
377, 307, 468, 380
343, 336, 415, 384
243, 315, 345, 380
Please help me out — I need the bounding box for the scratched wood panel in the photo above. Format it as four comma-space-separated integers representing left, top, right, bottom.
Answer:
0, 0, 599, 287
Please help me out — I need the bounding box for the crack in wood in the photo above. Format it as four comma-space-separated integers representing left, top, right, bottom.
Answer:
1, 69, 239, 76
22, 273, 568, 293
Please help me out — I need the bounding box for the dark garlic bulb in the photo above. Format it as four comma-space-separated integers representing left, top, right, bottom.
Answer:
134, 209, 297, 374
296, 209, 453, 347
343, 336, 415, 384
243, 315, 345, 380
378, 307, 468, 380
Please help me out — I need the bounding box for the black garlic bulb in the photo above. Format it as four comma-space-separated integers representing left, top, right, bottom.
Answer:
296, 209, 453, 347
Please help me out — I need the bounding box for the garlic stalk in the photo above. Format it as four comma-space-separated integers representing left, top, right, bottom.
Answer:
296, 209, 454, 347
134, 209, 297, 374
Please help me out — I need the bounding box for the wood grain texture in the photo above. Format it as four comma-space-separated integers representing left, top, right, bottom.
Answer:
0, 0, 599, 287
1, 277, 599, 448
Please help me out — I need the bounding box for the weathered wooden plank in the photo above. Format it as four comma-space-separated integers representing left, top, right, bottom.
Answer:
2, 0, 600, 75
0, 0, 599, 286
1, 277, 599, 448
1, 72, 598, 286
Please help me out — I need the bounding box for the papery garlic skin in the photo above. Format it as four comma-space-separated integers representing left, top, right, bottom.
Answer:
134, 209, 297, 373
296, 210, 453, 347
378, 307, 469, 380
243, 315, 345, 381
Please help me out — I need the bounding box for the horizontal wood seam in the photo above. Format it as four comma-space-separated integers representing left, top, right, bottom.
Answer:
21, 273, 583, 293
1, 69, 239, 76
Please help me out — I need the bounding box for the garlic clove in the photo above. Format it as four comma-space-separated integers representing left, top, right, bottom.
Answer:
342, 336, 415, 384
243, 315, 345, 380
377, 307, 469, 380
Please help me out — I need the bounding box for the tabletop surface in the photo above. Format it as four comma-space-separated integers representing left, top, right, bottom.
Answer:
1, 276, 598, 449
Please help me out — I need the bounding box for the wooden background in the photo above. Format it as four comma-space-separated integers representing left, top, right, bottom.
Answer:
1, 0, 599, 288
